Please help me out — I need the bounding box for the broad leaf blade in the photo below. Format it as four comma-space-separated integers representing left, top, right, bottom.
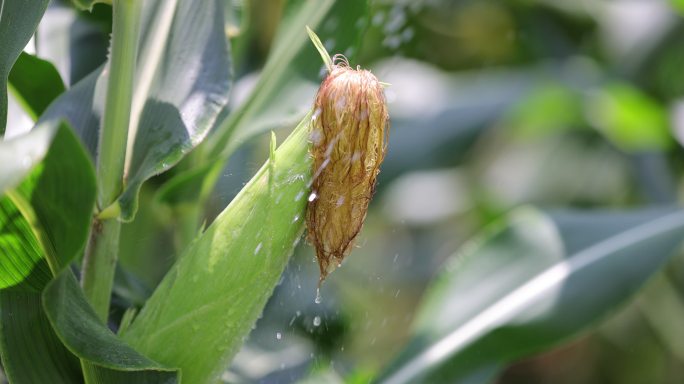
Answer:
8, 52, 65, 120
0, 122, 95, 384
0, 290, 83, 384
377, 207, 684, 384
43, 270, 179, 384
121, 115, 312, 384
0, 121, 95, 287
13, 123, 96, 270
0, 0, 50, 136
40, 0, 232, 221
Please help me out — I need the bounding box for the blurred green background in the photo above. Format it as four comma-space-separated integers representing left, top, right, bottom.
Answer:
8, 0, 684, 383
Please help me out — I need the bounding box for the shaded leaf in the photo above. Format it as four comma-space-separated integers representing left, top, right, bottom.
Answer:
157, 0, 367, 207
43, 270, 179, 384
0, 0, 50, 135
377, 207, 684, 383
0, 290, 83, 384
121, 115, 312, 384
207, 0, 366, 157
40, 0, 232, 221
8, 52, 65, 120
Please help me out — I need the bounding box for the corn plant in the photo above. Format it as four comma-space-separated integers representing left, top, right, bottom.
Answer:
2, 1, 684, 384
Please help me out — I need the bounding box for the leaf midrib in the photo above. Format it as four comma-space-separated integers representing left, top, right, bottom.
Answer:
381, 209, 684, 384
4, 188, 59, 275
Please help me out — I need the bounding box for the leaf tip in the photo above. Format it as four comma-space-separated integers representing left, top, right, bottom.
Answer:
306, 26, 333, 73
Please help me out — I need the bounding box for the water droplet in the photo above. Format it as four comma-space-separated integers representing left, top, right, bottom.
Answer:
315, 288, 322, 304
276, 332, 282, 340
254, 242, 263, 255
310, 129, 323, 144
312, 108, 322, 121
294, 191, 305, 201
313, 316, 321, 327
308, 192, 318, 202
292, 215, 300, 223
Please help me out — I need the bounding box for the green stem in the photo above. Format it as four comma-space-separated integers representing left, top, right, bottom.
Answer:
96, 0, 141, 207
82, 0, 141, 322
82, 219, 121, 322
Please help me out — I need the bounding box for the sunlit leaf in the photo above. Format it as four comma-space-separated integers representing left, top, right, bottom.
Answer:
0, 121, 95, 288
121, 115, 312, 384
0, 121, 95, 384
586, 83, 672, 152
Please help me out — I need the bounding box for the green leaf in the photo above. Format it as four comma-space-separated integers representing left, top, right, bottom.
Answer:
306, 26, 332, 73
0, 121, 95, 288
0, 122, 95, 384
0, 0, 50, 136
671, 0, 684, 15
40, 0, 232, 221
8, 52, 66, 120
0, 290, 83, 384
587, 83, 672, 152
43, 270, 179, 384
207, 0, 367, 159
120, 114, 312, 384
507, 82, 583, 138
157, 0, 367, 208
377, 207, 684, 384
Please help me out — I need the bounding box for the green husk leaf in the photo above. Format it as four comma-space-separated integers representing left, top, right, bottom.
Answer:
121, 113, 312, 384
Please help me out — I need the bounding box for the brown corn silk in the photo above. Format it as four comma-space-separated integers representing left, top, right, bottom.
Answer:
307, 57, 389, 282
